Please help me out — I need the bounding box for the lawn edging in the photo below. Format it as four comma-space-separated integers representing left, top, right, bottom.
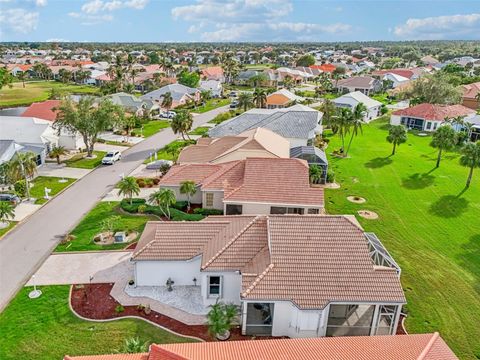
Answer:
67, 285, 205, 343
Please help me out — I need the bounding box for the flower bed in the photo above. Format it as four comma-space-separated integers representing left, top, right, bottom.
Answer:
120, 198, 204, 222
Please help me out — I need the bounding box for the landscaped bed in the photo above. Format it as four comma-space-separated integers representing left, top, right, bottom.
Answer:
65, 151, 106, 169
326, 117, 480, 359
0, 285, 196, 360
30, 176, 75, 204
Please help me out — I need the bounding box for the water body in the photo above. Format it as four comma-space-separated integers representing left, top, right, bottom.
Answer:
0, 107, 27, 116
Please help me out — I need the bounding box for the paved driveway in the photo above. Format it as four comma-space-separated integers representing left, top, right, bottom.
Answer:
26, 251, 132, 286
0, 105, 230, 312
37, 164, 91, 179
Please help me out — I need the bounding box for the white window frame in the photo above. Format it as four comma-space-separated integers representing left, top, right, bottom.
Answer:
205, 192, 214, 207
207, 275, 222, 298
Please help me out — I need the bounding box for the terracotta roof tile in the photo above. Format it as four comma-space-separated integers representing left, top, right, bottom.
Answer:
64, 354, 148, 360
21, 100, 61, 121
462, 81, 480, 99
392, 103, 475, 121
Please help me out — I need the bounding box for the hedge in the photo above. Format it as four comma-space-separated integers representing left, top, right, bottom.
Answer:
193, 208, 223, 216
120, 198, 204, 221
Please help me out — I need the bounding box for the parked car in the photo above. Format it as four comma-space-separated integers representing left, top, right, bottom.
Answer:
160, 111, 176, 119
145, 159, 174, 170
229, 91, 237, 98
230, 100, 238, 109
0, 193, 21, 206
102, 151, 121, 165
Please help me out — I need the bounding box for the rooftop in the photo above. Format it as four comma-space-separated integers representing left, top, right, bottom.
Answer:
21, 100, 61, 121
392, 103, 475, 121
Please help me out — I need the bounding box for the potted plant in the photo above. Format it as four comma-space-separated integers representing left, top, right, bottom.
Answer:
207, 301, 238, 341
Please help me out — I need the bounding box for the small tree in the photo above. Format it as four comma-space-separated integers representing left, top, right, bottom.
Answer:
149, 188, 176, 219
345, 103, 366, 156
430, 125, 457, 168
309, 164, 323, 184
0, 202, 15, 227
387, 125, 407, 155
49, 146, 67, 165
460, 141, 480, 188
117, 176, 140, 205
7, 152, 37, 199
253, 88, 267, 108
207, 301, 239, 340
237, 92, 254, 112
161, 92, 173, 110
116, 337, 148, 354
179, 180, 197, 211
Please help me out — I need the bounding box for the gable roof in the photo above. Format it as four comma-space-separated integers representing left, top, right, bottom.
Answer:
392, 103, 475, 121
141, 83, 199, 102
177, 127, 290, 164
131, 215, 404, 309
21, 100, 61, 121
373, 69, 415, 79
208, 104, 321, 139
336, 76, 379, 89
334, 91, 382, 109
266, 89, 303, 106
461, 81, 480, 99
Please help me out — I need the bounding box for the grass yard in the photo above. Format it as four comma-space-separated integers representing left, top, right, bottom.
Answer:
0, 221, 17, 239
134, 120, 170, 137
193, 98, 230, 113
65, 151, 106, 169
0, 286, 196, 360
325, 118, 480, 359
321, 92, 340, 100
188, 126, 210, 136
55, 201, 155, 252
371, 92, 397, 105
0, 81, 98, 108
30, 176, 76, 204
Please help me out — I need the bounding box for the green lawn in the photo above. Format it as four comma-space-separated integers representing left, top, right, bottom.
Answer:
321, 93, 340, 100
0, 221, 17, 239
0, 81, 99, 108
30, 176, 75, 204
0, 286, 196, 360
325, 118, 480, 359
193, 98, 230, 113
65, 151, 106, 169
134, 120, 170, 137
371, 92, 397, 105
55, 201, 155, 252
188, 126, 210, 136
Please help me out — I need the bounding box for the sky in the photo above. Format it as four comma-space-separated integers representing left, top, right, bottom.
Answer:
0, 0, 479, 42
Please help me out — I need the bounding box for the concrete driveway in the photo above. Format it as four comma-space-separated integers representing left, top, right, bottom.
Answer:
26, 251, 133, 286
37, 164, 91, 179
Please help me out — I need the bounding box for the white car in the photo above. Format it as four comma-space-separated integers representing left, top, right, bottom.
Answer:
160, 111, 176, 119
102, 151, 121, 165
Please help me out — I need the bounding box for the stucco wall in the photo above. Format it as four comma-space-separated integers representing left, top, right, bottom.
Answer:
135, 257, 202, 286
200, 271, 242, 306
390, 114, 401, 126
202, 190, 224, 210
269, 301, 325, 338
287, 137, 308, 148
225, 201, 321, 215
160, 185, 203, 204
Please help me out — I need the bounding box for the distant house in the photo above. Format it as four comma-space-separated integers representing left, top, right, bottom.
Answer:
141, 83, 200, 109
335, 76, 381, 96
265, 89, 303, 109
178, 128, 290, 164
464, 113, 480, 141
130, 214, 405, 337
310, 63, 336, 73
160, 157, 324, 215
235, 70, 259, 85
208, 104, 322, 148
390, 103, 475, 131
106, 92, 157, 116
381, 72, 411, 89
290, 146, 328, 183
199, 79, 223, 98
420, 55, 440, 66
201, 66, 225, 82
333, 91, 383, 123
461, 81, 480, 110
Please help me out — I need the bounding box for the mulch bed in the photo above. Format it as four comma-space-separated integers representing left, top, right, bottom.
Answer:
124, 242, 137, 250
70, 283, 283, 342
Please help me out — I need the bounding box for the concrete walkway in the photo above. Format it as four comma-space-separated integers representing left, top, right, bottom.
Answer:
37, 164, 91, 179
26, 251, 133, 286
12, 202, 42, 222
0, 105, 230, 312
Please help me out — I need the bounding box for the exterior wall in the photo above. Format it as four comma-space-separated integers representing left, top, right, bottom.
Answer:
364, 106, 381, 123
200, 271, 242, 306
462, 97, 479, 110
134, 257, 202, 286
201, 190, 224, 210
287, 137, 308, 148
390, 114, 401, 126
224, 201, 322, 215
160, 185, 203, 204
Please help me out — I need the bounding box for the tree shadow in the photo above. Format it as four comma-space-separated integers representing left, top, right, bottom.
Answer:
379, 123, 390, 131
457, 234, 480, 295
364, 157, 392, 169
401, 173, 435, 189
429, 194, 469, 218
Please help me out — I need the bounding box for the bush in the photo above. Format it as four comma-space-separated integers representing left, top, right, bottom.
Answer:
14, 180, 27, 197
115, 305, 125, 313
137, 204, 147, 214
120, 198, 203, 221
193, 208, 224, 216
120, 198, 145, 212
152, 178, 160, 185
326, 169, 335, 183
172, 201, 188, 210
136, 178, 146, 188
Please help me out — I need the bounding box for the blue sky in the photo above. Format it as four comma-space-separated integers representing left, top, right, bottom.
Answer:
0, 0, 479, 42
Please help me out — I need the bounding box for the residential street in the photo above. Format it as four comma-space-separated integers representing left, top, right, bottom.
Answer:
0, 105, 229, 312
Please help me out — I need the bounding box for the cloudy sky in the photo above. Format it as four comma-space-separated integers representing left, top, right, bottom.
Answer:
0, 0, 479, 42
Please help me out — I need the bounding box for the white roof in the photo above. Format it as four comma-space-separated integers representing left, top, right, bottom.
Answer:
0, 116, 58, 145
383, 72, 410, 83
276, 67, 314, 78
333, 91, 382, 109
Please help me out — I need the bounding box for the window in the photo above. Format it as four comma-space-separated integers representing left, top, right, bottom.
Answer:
205, 193, 214, 207
426, 122, 432, 130
287, 208, 304, 215
226, 204, 243, 215
433, 122, 438, 130
208, 276, 222, 297
308, 208, 320, 214
271, 207, 305, 215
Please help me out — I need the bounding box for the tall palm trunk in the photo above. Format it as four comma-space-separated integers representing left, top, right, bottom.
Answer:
466, 166, 474, 187
436, 148, 442, 168
392, 142, 397, 155
346, 131, 355, 156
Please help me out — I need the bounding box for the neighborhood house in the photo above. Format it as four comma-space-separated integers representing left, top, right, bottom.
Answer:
333, 91, 383, 123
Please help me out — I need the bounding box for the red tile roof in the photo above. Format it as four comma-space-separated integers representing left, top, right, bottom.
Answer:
461, 81, 480, 99
310, 64, 336, 72
64, 333, 457, 360
21, 100, 61, 121
392, 103, 475, 122
372, 69, 415, 79
201, 66, 224, 79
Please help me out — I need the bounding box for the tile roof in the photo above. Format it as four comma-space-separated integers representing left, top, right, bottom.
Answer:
392, 103, 475, 121
201, 66, 224, 80
132, 215, 405, 308
461, 81, 480, 99
64, 354, 148, 360
21, 100, 61, 121
310, 64, 336, 72
177, 127, 290, 164
160, 158, 324, 207
336, 76, 378, 89
372, 69, 415, 79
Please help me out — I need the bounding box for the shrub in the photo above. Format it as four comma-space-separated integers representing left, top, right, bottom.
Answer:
172, 201, 188, 210
120, 198, 203, 221
145, 178, 153, 187
193, 208, 224, 216
120, 198, 145, 212
137, 179, 146, 188
137, 204, 147, 214
152, 178, 160, 185
14, 180, 27, 197
326, 169, 336, 183
115, 305, 125, 313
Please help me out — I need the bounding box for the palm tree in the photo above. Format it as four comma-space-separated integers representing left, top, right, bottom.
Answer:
149, 188, 176, 219
117, 176, 140, 205
237, 92, 254, 112
283, 75, 294, 90
387, 125, 408, 155
332, 107, 353, 153
332, 67, 346, 89
179, 180, 197, 211
0, 201, 15, 227
17, 71, 27, 88
207, 301, 239, 340
116, 337, 148, 354
49, 146, 67, 165
459, 141, 480, 187
171, 110, 193, 140
253, 88, 267, 108
319, 99, 336, 128
345, 103, 366, 156
430, 125, 457, 168
161, 92, 173, 110
309, 164, 323, 184
8, 152, 37, 199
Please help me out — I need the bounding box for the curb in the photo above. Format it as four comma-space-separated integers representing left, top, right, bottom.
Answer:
68, 285, 205, 343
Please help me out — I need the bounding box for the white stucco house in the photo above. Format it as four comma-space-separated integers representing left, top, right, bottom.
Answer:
199, 80, 223, 98
131, 215, 405, 338
333, 91, 383, 123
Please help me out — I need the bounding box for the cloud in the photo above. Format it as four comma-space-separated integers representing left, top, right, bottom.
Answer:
80, 0, 148, 14
0, 8, 39, 34
46, 38, 69, 42
68, 11, 113, 25
173, 0, 352, 41
394, 13, 480, 39
35, 0, 47, 6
